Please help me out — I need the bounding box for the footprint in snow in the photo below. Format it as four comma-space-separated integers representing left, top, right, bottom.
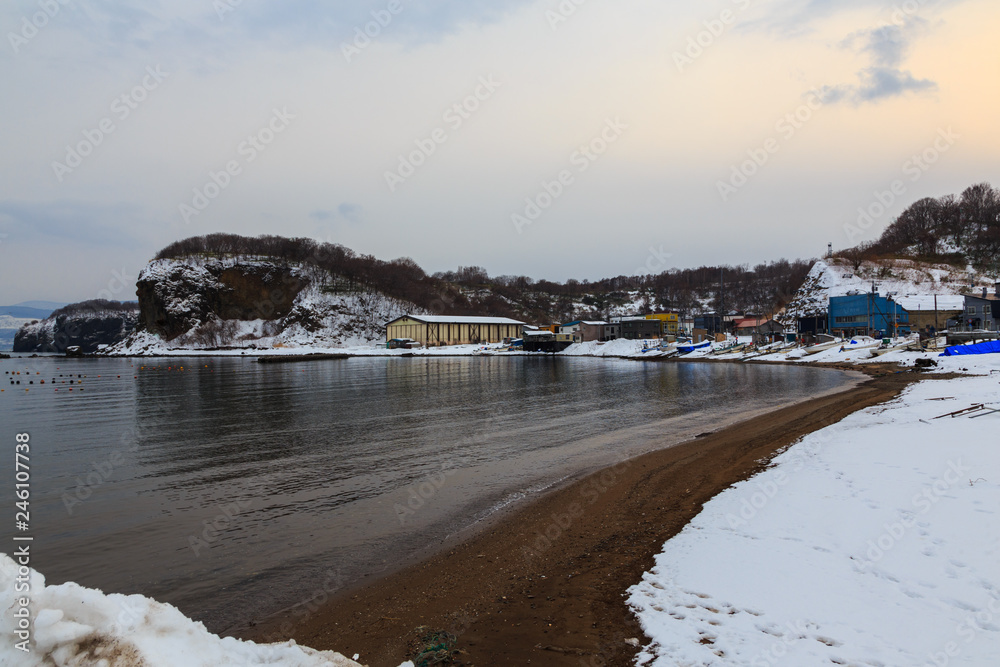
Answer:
949, 599, 978, 612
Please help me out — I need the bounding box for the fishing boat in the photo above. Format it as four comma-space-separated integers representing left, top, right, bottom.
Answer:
676, 340, 712, 355
869, 338, 921, 357
803, 340, 842, 355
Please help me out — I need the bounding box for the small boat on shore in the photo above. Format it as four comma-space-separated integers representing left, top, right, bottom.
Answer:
869, 338, 922, 357
803, 340, 842, 355
676, 340, 711, 355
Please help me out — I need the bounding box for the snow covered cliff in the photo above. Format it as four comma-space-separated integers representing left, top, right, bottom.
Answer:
13, 302, 140, 353
109, 255, 419, 354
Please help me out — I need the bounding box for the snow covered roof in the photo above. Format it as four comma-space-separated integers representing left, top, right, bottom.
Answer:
398, 314, 525, 325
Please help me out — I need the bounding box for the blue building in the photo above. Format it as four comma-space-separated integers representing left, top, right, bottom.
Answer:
829, 293, 909, 337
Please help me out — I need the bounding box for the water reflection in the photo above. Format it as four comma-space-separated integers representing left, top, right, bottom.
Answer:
0, 354, 854, 633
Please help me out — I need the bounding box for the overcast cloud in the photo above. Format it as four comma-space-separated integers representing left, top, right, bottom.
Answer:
1, 0, 997, 304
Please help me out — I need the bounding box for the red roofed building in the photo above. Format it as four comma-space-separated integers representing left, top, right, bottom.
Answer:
734, 317, 783, 340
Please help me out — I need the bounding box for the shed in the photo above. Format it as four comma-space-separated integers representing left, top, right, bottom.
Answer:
385, 314, 525, 347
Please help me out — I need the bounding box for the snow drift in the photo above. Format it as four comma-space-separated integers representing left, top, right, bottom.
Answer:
0, 553, 365, 666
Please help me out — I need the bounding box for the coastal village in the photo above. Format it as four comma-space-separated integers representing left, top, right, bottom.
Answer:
384, 258, 1000, 355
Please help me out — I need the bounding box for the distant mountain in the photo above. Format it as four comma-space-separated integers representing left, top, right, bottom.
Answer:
0, 305, 54, 319
14, 300, 69, 311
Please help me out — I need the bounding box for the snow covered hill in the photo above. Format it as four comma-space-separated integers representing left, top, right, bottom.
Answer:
780, 258, 992, 323
109, 255, 421, 355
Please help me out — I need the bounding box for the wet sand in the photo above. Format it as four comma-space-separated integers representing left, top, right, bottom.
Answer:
245, 362, 927, 666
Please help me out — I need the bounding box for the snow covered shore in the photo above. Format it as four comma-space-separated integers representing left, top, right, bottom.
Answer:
0, 554, 385, 666
628, 353, 1000, 666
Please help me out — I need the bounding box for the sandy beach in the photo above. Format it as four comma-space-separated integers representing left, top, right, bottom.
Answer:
244, 362, 930, 666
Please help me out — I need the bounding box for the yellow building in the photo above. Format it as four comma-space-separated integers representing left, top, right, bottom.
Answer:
385, 314, 525, 347
645, 313, 680, 335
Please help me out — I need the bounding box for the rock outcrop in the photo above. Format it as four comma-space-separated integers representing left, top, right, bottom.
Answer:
13, 301, 139, 353
110, 255, 418, 353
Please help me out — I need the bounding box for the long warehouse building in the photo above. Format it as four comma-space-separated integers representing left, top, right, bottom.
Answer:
385, 314, 525, 347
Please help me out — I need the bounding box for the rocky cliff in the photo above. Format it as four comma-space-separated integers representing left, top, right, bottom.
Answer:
14, 301, 139, 353
110, 255, 418, 353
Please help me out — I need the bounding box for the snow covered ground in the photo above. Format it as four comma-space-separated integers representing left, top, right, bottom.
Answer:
629, 353, 1000, 666
0, 554, 419, 666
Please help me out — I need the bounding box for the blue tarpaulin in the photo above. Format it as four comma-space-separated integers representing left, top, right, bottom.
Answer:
940, 340, 1000, 356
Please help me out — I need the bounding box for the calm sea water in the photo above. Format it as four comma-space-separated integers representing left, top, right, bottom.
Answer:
0, 355, 856, 634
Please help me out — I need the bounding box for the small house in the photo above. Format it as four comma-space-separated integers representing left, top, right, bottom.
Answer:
961, 286, 999, 331
620, 317, 661, 340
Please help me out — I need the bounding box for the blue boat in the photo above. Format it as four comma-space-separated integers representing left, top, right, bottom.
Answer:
676, 340, 712, 355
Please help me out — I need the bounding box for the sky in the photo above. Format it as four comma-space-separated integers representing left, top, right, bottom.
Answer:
0, 0, 998, 305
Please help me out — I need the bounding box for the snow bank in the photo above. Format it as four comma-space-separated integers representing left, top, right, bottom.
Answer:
560, 339, 659, 357
629, 354, 1000, 666
0, 554, 368, 667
